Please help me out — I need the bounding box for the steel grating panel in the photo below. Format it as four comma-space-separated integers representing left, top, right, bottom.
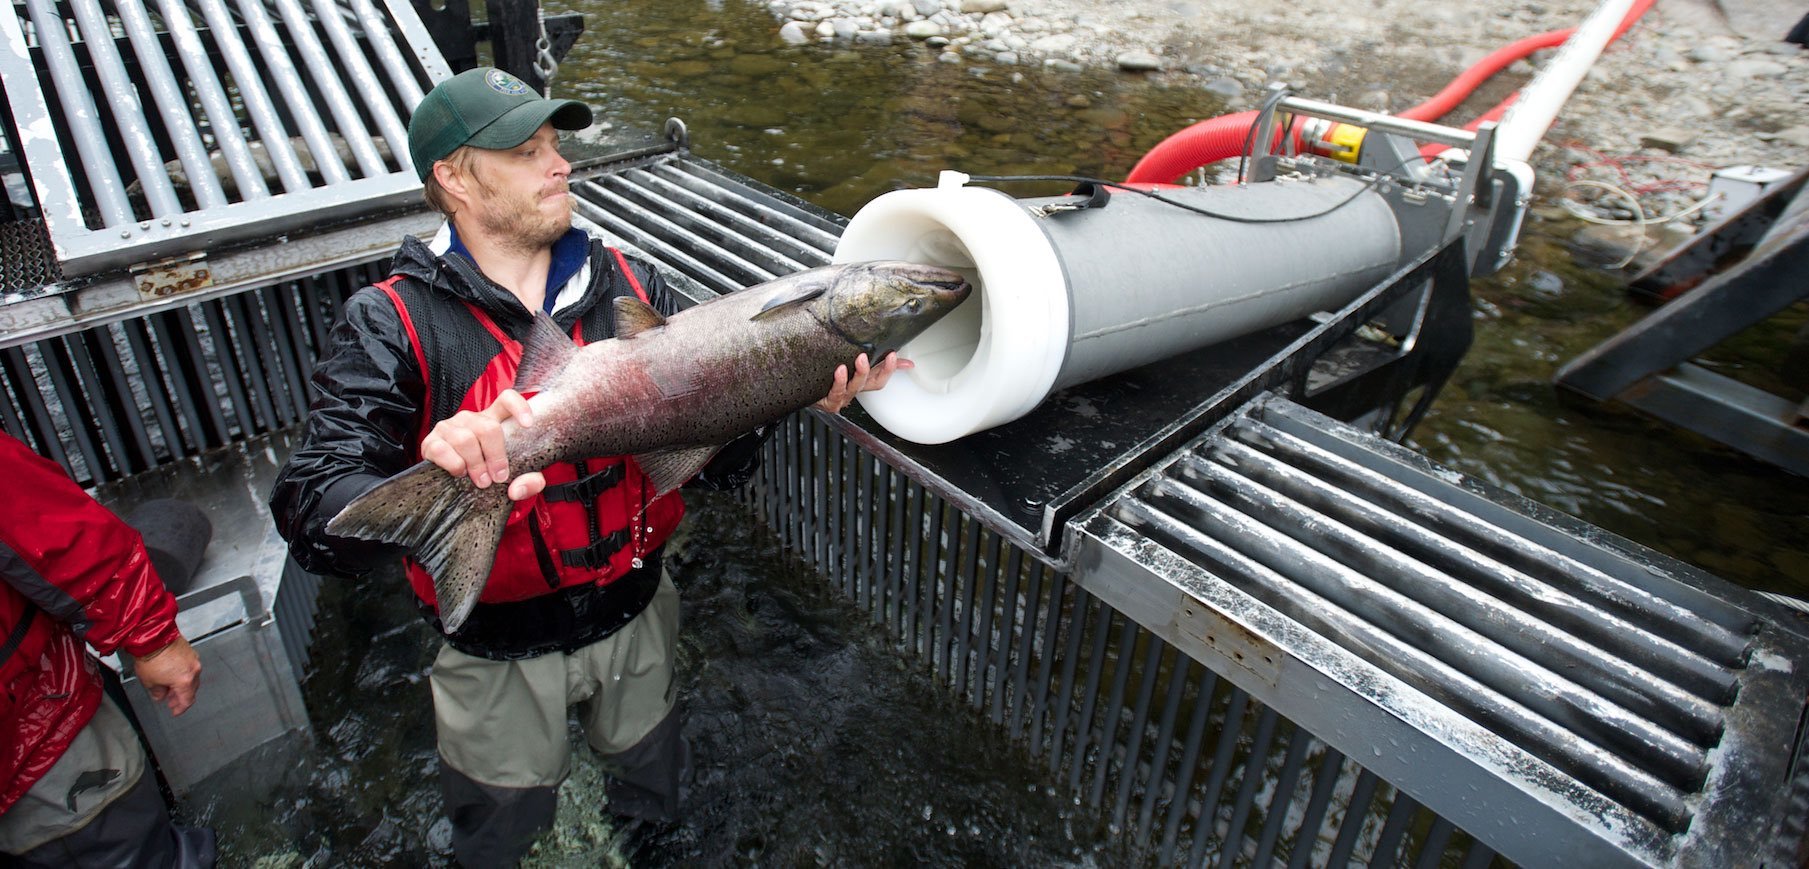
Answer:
1080, 392, 1809, 866
0, 0, 450, 278
0, 260, 376, 484
741, 410, 1505, 867
572, 153, 842, 301
0, 217, 61, 292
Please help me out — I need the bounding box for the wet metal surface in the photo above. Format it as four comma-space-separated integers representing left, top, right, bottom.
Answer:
747, 411, 1504, 866
1081, 393, 1809, 866
0, 0, 443, 276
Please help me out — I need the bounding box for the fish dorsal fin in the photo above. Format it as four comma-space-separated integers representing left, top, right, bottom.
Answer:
614, 295, 668, 338
634, 445, 722, 496
752, 281, 828, 321
515, 311, 578, 394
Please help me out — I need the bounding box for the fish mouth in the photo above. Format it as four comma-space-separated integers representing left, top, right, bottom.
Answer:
929, 277, 972, 306
901, 266, 971, 300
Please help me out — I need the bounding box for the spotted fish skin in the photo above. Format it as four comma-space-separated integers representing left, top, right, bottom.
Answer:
326, 261, 970, 632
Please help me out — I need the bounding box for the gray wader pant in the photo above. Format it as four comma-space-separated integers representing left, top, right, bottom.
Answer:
0, 692, 215, 868
432, 572, 687, 867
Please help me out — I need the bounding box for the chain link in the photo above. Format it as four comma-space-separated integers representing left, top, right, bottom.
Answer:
532, 5, 558, 95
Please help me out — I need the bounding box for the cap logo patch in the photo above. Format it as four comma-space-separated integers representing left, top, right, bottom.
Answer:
485, 69, 530, 96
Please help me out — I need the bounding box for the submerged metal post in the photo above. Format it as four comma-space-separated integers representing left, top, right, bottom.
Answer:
485, 0, 546, 94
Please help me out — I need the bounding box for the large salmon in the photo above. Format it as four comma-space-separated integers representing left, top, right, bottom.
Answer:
326, 260, 970, 632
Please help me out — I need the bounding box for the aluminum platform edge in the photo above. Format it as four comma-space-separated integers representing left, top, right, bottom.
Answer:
1073, 392, 1809, 868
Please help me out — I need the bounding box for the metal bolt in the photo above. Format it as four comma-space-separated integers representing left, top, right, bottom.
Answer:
161, 218, 171, 226
120, 229, 131, 238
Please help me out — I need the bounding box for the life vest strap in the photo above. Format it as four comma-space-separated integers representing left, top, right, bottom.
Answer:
542, 463, 625, 504
559, 528, 631, 570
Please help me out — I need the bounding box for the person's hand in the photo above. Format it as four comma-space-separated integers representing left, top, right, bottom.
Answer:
133, 636, 201, 716
420, 389, 546, 500
814, 352, 912, 415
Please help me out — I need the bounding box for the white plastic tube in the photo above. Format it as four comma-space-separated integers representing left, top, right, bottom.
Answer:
1494, 0, 1637, 163
837, 173, 1402, 444
834, 174, 1071, 444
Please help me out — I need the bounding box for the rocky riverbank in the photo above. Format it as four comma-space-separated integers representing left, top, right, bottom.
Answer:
764, 0, 1808, 234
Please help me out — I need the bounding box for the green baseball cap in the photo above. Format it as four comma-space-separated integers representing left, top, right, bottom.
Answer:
407, 68, 593, 180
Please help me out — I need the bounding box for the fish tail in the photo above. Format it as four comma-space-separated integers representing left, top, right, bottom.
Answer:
325, 460, 512, 633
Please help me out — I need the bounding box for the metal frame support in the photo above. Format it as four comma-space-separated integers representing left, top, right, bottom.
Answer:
1555, 182, 1809, 476
1627, 165, 1809, 303
484, 0, 545, 93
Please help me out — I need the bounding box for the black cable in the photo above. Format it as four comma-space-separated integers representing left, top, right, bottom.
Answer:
1237, 87, 1293, 184
965, 164, 1418, 225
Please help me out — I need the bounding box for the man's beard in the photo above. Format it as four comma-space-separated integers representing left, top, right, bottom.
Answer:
471, 175, 570, 254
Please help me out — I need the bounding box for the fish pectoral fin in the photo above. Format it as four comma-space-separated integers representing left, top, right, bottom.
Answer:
516, 311, 579, 394
751, 276, 831, 320
633, 445, 722, 496
614, 296, 668, 338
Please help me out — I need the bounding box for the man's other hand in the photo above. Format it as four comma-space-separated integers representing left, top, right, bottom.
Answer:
134, 636, 201, 716
815, 352, 912, 415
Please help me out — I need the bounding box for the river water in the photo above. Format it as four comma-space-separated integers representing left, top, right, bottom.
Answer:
191, 0, 1806, 864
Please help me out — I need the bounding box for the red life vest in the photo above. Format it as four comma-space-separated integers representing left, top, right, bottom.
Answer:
374, 249, 685, 615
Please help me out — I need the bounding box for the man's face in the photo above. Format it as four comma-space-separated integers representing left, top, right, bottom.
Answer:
462, 123, 572, 252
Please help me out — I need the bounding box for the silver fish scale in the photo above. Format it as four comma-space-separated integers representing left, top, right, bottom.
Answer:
524, 274, 871, 472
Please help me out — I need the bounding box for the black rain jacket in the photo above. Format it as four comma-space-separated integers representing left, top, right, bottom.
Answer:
268, 232, 767, 653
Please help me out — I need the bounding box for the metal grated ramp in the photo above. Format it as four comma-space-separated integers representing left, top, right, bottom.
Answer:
1079, 392, 1809, 866
0, 0, 450, 278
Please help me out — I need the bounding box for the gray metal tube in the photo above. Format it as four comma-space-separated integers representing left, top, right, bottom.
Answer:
238, 0, 350, 183
1175, 454, 1711, 787
1115, 490, 1692, 829
1040, 179, 1401, 390
192, 0, 311, 192
1207, 436, 1727, 742
350, 0, 426, 108
310, 0, 411, 171
268, 0, 386, 177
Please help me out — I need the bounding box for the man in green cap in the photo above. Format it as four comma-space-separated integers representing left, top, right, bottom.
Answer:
270, 67, 903, 864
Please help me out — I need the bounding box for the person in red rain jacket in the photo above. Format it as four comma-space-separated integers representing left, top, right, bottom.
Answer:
0, 432, 215, 867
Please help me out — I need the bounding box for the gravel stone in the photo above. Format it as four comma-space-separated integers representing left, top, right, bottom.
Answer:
759, 0, 1809, 195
